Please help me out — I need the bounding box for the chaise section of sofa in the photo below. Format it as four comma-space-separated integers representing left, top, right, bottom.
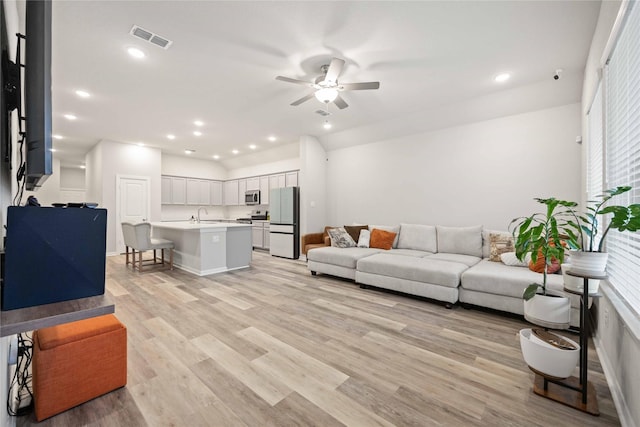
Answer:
307, 246, 382, 280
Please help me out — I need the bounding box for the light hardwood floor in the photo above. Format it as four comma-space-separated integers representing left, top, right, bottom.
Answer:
18, 251, 620, 426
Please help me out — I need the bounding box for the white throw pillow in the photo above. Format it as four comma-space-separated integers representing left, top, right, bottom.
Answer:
327, 227, 356, 248
357, 229, 370, 248
500, 252, 531, 267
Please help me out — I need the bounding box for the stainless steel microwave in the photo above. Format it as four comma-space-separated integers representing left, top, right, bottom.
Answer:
245, 190, 260, 205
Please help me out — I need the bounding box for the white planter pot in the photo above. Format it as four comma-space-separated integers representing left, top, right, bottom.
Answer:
523, 292, 571, 329
519, 328, 580, 379
568, 251, 608, 275
561, 263, 600, 294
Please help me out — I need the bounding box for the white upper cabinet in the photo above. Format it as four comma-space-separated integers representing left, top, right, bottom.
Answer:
238, 179, 247, 205
186, 179, 211, 205
260, 176, 270, 205
285, 171, 298, 187
171, 177, 186, 204
198, 180, 211, 205
161, 176, 172, 204
210, 181, 223, 206
269, 174, 285, 190
246, 177, 260, 191
224, 180, 239, 206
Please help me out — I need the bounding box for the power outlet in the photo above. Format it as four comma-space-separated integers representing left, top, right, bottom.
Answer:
8, 335, 18, 365
604, 307, 610, 329
212, 235, 220, 243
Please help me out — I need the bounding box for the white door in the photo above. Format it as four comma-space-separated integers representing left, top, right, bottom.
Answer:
116, 175, 150, 254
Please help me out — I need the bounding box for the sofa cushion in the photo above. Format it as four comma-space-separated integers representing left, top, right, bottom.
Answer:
426, 253, 481, 267
307, 247, 382, 269
369, 225, 400, 248
357, 229, 370, 248
461, 259, 564, 299
344, 225, 368, 243
388, 248, 433, 257
500, 252, 531, 267
397, 224, 437, 253
328, 227, 356, 248
436, 225, 483, 257
357, 254, 468, 288
370, 229, 397, 250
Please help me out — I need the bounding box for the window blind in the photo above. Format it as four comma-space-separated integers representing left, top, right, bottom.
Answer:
604, 1, 640, 315
587, 84, 604, 249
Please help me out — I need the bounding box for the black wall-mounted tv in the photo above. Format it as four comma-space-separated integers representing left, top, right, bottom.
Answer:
24, 0, 52, 191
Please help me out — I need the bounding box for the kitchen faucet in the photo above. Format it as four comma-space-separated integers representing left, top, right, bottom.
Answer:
197, 206, 208, 223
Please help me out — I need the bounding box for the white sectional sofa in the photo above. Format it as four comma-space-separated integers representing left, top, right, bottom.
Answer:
306, 224, 581, 326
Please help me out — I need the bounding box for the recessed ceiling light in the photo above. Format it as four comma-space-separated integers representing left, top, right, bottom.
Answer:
494, 73, 511, 83
268, 136, 276, 142
193, 131, 202, 136
53, 134, 63, 140
64, 114, 77, 120
185, 149, 195, 154
213, 155, 220, 160
80, 165, 86, 169
167, 134, 176, 140
323, 121, 332, 130
75, 90, 90, 98
249, 144, 257, 150
127, 47, 145, 59
50, 148, 56, 152
136, 142, 145, 147
232, 149, 239, 155
194, 120, 204, 127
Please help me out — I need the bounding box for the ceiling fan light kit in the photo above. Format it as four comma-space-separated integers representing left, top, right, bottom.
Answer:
276, 57, 380, 110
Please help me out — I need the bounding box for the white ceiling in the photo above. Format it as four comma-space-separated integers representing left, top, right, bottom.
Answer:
43, 1, 601, 169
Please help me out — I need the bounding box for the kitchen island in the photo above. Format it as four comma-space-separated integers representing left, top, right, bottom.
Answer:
150, 222, 252, 276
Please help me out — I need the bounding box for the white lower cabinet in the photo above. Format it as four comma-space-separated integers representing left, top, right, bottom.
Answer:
252, 221, 269, 249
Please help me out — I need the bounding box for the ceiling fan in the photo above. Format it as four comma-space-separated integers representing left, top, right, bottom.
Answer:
276, 57, 380, 109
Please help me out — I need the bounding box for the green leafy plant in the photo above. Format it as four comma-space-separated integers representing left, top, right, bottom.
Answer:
510, 198, 580, 300
568, 186, 640, 252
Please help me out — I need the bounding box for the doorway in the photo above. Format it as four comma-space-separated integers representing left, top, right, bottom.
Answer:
116, 175, 150, 254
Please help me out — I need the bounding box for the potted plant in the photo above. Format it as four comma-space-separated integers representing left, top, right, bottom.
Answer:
566, 186, 640, 276
510, 197, 580, 328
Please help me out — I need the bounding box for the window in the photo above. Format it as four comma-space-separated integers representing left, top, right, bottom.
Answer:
602, 1, 640, 315
587, 84, 604, 249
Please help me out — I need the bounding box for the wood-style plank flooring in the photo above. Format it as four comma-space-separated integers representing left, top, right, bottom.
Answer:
18, 251, 620, 426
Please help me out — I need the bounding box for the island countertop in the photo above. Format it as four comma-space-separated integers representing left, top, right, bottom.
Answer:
151, 221, 252, 230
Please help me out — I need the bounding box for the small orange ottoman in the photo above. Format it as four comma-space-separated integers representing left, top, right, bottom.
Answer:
33, 314, 127, 421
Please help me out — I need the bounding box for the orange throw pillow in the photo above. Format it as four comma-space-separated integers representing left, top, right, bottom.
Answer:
370, 228, 397, 250
528, 251, 561, 274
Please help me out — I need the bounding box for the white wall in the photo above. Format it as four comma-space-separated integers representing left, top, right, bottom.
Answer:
582, 2, 639, 426
326, 103, 582, 230
88, 140, 162, 254
85, 142, 103, 204
299, 135, 326, 236
60, 167, 86, 189
162, 154, 226, 180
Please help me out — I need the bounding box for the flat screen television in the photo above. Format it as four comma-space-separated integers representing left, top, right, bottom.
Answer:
1, 206, 107, 311
24, 0, 53, 191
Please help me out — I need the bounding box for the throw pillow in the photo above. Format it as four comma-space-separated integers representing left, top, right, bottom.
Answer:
370, 228, 397, 250
327, 227, 356, 248
528, 250, 561, 274
500, 252, 531, 267
489, 233, 514, 262
357, 229, 370, 248
344, 225, 368, 243
368, 224, 400, 248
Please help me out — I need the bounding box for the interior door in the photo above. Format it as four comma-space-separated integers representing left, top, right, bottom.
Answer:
117, 175, 150, 254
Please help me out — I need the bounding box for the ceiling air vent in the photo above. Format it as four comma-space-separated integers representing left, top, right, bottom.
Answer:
129, 25, 173, 50
315, 109, 331, 117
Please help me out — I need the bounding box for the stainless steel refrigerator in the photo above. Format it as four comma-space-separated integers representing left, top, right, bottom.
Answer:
269, 186, 300, 259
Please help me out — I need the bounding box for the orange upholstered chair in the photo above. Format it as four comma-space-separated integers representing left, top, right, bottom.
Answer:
301, 226, 335, 255
33, 314, 127, 421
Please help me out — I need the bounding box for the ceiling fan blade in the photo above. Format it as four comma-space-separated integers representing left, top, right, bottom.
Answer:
333, 94, 348, 109
339, 81, 380, 91
290, 92, 315, 106
324, 58, 345, 84
276, 76, 314, 87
